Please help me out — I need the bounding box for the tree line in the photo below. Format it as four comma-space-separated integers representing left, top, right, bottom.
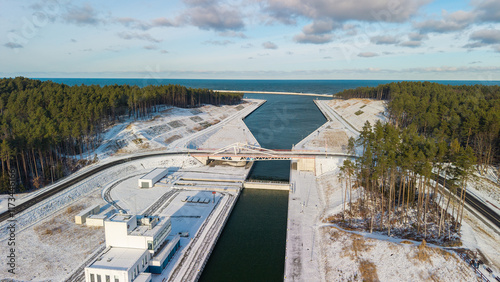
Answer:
340, 121, 474, 241
336, 81, 499, 172
336, 81, 499, 241
0, 77, 242, 192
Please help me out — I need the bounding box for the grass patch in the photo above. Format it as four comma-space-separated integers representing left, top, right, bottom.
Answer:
143, 124, 171, 136
441, 240, 462, 247
354, 110, 364, 116
414, 239, 432, 264
198, 121, 211, 129
359, 259, 379, 282
360, 104, 367, 109
190, 108, 202, 115
164, 135, 182, 144
132, 138, 143, 144
64, 204, 84, 215
341, 233, 374, 260
138, 143, 150, 149
190, 116, 203, 122
235, 105, 244, 111
168, 120, 185, 128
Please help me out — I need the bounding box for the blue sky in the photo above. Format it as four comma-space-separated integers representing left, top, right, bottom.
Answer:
1, 0, 500, 80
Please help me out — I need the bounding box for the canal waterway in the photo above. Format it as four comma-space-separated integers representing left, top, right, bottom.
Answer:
199, 94, 328, 281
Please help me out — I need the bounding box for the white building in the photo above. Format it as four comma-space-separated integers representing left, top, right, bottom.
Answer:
86, 247, 151, 282
104, 214, 171, 253
85, 213, 179, 282
138, 168, 169, 188
75, 204, 100, 224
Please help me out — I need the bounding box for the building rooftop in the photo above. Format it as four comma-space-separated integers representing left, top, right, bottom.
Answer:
108, 213, 134, 222
134, 273, 152, 282
129, 217, 170, 237
88, 214, 107, 220
76, 204, 100, 217
139, 168, 168, 180
88, 247, 147, 271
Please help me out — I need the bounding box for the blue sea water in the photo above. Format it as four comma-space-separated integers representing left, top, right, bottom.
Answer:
36, 78, 500, 95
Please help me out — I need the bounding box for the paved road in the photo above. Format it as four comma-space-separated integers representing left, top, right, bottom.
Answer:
314, 100, 360, 135
436, 174, 500, 230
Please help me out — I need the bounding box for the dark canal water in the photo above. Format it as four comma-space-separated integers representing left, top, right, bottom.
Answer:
199, 94, 328, 281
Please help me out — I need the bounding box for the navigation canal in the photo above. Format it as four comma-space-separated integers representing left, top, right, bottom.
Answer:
199, 94, 328, 281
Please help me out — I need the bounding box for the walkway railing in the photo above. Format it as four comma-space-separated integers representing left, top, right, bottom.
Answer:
457, 252, 490, 282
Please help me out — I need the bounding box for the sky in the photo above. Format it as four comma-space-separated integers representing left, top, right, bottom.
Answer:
1, 0, 500, 80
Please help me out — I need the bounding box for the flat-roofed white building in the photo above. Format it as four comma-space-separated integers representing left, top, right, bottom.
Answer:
85, 247, 151, 282
138, 168, 168, 188
85, 213, 176, 282
104, 214, 171, 253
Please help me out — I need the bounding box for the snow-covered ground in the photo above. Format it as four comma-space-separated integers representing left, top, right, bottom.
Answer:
285, 157, 480, 282
300, 99, 386, 156
325, 98, 387, 131
95, 99, 262, 157
294, 121, 355, 153
468, 167, 500, 217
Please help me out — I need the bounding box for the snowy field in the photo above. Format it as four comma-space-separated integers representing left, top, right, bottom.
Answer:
285, 157, 486, 281
294, 121, 355, 153
468, 167, 500, 216
295, 98, 386, 154
326, 98, 387, 131
94, 99, 262, 157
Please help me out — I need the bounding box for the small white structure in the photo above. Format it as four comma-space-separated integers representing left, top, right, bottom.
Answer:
138, 168, 169, 188
85, 213, 177, 282
86, 214, 107, 227
75, 204, 100, 225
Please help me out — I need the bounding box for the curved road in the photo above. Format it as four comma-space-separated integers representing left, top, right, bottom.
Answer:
0, 151, 185, 222
436, 175, 500, 230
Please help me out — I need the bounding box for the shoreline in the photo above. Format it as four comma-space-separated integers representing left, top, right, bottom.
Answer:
214, 90, 332, 97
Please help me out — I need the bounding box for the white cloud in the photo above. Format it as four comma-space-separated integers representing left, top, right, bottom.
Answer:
262, 41, 278, 49
370, 35, 400, 45
4, 42, 23, 49
400, 41, 422, 48
294, 33, 333, 44
259, 0, 430, 23
470, 29, 500, 44
415, 10, 475, 33
63, 3, 101, 26
204, 39, 234, 45
117, 32, 162, 43
358, 52, 379, 57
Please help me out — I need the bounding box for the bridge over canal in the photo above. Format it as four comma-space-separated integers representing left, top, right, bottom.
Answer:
191, 142, 354, 172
